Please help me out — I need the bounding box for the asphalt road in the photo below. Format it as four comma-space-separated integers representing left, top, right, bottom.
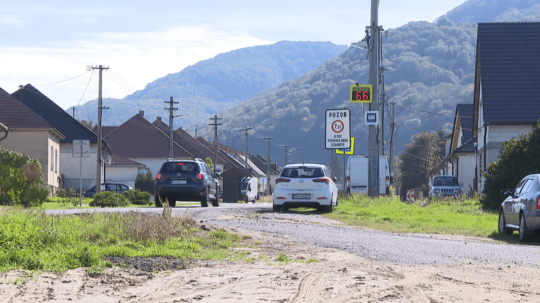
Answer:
49, 202, 540, 266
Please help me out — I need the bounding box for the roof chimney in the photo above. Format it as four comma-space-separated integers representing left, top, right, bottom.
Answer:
157, 116, 161, 122
139, 111, 144, 117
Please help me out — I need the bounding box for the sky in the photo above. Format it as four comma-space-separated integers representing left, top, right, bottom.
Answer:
0, 0, 466, 110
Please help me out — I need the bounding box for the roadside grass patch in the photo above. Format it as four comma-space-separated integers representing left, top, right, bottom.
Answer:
325, 194, 498, 237
0, 209, 250, 273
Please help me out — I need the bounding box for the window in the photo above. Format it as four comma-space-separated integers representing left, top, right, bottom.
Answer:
54, 149, 58, 173
50, 147, 54, 171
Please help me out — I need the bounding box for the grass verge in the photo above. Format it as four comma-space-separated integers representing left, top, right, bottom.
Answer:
0, 208, 250, 272
325, 194, 498, 238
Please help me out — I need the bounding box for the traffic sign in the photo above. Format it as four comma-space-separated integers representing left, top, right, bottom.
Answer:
350, 85, 372, 103
325, 109, 351, 149
336, 137, 355, 154
364, 111, 379, 125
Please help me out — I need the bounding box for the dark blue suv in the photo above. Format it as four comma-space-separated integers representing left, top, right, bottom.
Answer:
154, 159, 220, 207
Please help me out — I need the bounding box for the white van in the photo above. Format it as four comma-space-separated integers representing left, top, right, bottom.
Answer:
346, 155, 389, 195
241, 177, 258, 203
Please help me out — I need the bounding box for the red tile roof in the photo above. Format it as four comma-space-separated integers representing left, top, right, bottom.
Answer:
102, 113, 191, 158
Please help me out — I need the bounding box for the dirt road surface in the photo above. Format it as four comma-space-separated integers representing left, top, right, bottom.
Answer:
4, 203, 538, 302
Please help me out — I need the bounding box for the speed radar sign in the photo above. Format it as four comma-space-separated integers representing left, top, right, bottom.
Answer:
325, 109, 351, 149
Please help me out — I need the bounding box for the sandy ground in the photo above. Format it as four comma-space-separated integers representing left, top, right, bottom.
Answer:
1, 227, 539, 303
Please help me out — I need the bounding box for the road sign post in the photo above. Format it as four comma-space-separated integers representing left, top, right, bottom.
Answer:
325, 109, 351, 193
73, 140, 90, 207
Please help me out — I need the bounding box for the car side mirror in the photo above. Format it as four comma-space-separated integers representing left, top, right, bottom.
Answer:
333, 177, 337, 182
501, 189, 511, 196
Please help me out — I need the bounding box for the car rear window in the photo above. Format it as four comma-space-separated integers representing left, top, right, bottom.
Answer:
281, 167, 323, 178
162, 162, 197, 173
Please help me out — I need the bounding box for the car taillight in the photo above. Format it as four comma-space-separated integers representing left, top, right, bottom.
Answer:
156, 173, 162, 180
176, 162, 184, 165
196, 173, 203, 180
313, 177, 331, 184
275, 178, 290, 184
537, 197, 540, 209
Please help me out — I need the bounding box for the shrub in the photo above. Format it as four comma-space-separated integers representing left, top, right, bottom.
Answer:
22, 183, 49, 207
481, 120, 540, 211
123, 189, 152, 206
0, 148, 45, 206
90, 191, 130, 207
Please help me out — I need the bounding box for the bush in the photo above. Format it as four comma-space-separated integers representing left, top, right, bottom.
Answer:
123, 190, 152, 206
0, 148, 45, 206
90, 191, 130, 207
481, 120, 540, 211
22, 183, 49, 207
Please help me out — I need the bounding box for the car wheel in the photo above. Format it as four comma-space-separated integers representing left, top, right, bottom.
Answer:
168, 198, 176, 207
325, 201, 334, 213
201, 190, 209, 207
498, 209, 513, 235
519, 214, 531, 242
154, 194, 162, 207
212, 195, 220, 207
272, 205, 280, 212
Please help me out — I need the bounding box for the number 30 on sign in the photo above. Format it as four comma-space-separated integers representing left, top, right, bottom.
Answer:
350, 85, 372, 103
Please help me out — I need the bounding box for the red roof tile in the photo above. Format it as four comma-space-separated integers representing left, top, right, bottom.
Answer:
0, 87, 59, 131
103, 114, 191, 158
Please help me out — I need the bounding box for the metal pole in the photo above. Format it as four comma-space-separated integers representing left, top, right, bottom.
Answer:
368, 0, 380, 197
343, 153, 346, 193
389, 102, 395, 184
263, 137, 273, 196
244, 127, 251, 165
80, 143, 83, 207
164, 97, 178, 159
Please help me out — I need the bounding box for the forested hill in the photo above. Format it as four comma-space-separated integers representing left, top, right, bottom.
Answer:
69, 41, 346, 127
443, 0, 540, 23
196, 18, 478, 167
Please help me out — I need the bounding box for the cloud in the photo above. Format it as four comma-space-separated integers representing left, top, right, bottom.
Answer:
0, 26, 273, 109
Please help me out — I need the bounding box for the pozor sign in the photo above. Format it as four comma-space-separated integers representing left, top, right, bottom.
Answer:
325, 109, 351, 149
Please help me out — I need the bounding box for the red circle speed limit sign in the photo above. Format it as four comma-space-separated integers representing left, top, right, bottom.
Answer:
332, 120, 344, 133
325, 109, 351, 149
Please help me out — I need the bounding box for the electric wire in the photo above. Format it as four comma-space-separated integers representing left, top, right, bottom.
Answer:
33, 71, 90, 87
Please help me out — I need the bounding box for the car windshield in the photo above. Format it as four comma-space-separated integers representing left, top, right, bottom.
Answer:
241, 182, 248, 190
281, 167, 323, 178
163, 162, 197, 173
433, 177, 458, 186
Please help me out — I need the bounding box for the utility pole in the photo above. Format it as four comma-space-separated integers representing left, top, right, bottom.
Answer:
90, 65, 109, 193
368, 0, 380, 197
263, 137, 273, 196
72, 107, 75, 118
294, 148, 301, 163
280, 145, 290, 167
209, 115, 222, 173
164, 96, 178, 159
389, 102, 396, 185
242, 126, 251, 165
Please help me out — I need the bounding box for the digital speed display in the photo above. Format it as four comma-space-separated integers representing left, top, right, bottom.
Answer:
350, 85, 372, 103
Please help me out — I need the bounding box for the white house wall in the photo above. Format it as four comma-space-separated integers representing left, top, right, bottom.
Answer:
128, 157, 167, 177
456, 153, 475, 195
60, 143, 101, 191
1, 129, 61, 194
105, 167, 139, 188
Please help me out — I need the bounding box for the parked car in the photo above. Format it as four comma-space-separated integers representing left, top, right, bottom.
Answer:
154, 159, 220, 207
428, 175, 463, 201
241, 177, 258, 203
272, 163, 338, 212
85, 183, 133, 198
499, 174, 540, 242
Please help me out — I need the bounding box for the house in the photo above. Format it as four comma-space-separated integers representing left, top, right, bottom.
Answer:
448, 104, 476, 194
11, 84, 110, 192
0, 121, 8, 144
0, 88, 65, 194
100, 112, 192, 178
472, 23, 540, 192
105, 153, 146, 188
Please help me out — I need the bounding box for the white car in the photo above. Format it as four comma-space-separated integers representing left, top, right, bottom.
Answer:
272, 163, 339, 212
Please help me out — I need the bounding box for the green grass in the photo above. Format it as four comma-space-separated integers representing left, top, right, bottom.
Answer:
0, 209, 250, 272
325, 194, 498, 238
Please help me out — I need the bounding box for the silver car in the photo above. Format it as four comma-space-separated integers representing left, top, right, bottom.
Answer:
499, 174, 540, 242
272, 164, 338, 212
428, 175, 462, 201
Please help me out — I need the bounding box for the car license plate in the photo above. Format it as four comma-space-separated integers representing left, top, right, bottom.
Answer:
171, 180, 186, 185
292, 194, 310, 199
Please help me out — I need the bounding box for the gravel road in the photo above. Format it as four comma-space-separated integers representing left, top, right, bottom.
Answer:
50, 202, 540, 267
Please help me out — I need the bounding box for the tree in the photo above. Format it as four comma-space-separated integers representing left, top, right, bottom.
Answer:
79, 119, 94, 130
481, 121, 540, 210
398, 131, 444, 199
204, 157, 214, 173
